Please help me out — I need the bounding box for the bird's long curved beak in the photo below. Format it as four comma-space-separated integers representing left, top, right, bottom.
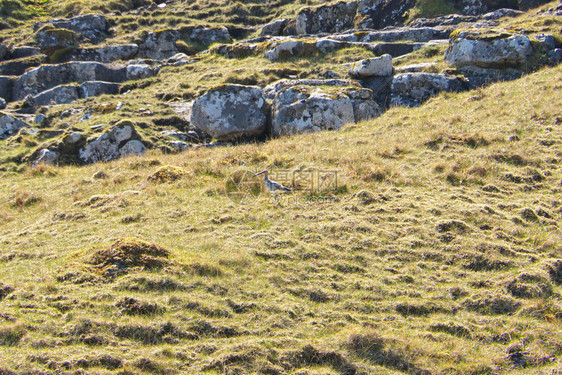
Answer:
254, 171, 266, 176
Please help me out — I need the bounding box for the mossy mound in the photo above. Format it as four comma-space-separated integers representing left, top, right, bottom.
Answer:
86, 238, 171, 274
147, 165, 188, 183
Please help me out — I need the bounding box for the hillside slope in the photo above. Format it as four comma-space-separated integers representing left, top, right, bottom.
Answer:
0, 59, 561, 373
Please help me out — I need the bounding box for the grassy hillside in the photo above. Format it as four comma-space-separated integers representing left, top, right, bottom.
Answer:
0, 61, 560, 373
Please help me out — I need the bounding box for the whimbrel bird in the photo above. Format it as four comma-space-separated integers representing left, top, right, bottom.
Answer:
254, 170, 291, 203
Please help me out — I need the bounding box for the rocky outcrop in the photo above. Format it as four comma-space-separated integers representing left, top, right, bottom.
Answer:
271, 82, 381, 136
445, 32, 534, 68
79, 121, 146, 164
56, 44, 139, 63
34, 14, 109, 43
78, 81, 120, 98
295, 1, 358, 35
349, 54, 393, 78
138, 26, 231, 59
35, 28, 78, 54
30, 85, 79, 106
260, 19, 289, 36
126, 63, 160, 80
191, 85, 268, 141
0, 76, 15, 102
390, 73, 468, 107
334, 27, 450, 43
264, 79, 356, 100
0, 112, 31, 139
13, 62, 127, 100
33, 149, 58, 166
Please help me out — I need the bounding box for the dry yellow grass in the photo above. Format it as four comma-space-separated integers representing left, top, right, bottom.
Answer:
0, 63, 560, 373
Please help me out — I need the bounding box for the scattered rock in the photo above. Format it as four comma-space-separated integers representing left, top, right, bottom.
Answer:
0, 112, 31, 139
391, 73, 468, 106
35, 27, 78, 53
271, 84, 378, 137
295, 1, 358, 35
31, 85, 79, 106
13, 62, 127, 100
57, 44, 139, 63
260, 19, 289, 36
445, 32, 534, 68
79, 120, 145, 164
547, 48, 562, 66
189, 26, 231, 45
34, 14, 108, 43
33, 149, 58, 166
10, 46, 41, 59
126, 63, 160, 80
0, 44, 7, 60
191, 84, 268, 141
138, 30, 180, 60
349, 54, 393, 78
0, 98, 5, 109
78, 81, 120, 98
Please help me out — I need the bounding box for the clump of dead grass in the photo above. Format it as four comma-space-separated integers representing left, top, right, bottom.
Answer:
147, 165, 189, 183
86, 238, 171, 276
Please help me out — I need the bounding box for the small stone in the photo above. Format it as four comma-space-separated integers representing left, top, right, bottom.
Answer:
33, 149, 58, 166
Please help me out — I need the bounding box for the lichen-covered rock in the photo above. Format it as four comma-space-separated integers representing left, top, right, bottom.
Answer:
445, 32, 534, 68
10, 46, 41, 59
390, 73, 468, 107
31, 85, 79, 106
349, 54, 393, 78
78, 81, 120, 98
191, 85, 268, 141
0, 44, 8, 60
33, 149, 59, 166
0, 112, 31, 139
264, 78, 356, 100
264, 40, 305, 61
138, 30, 180, 60
126, 63, 160, 80
189, 26, 231, 45
57, 44, 139, 63
260, 19, 289, 36
79, 121, 145, 164
271, 84, 379, 136
35, 28, 78, 53
13, 62, 127, 100
335, 27, 450, 43
295, 1, 358, 35
34, 14, 108, 43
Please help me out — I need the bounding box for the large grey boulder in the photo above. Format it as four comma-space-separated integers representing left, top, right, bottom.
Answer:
13, 62, 126, 100
390, 73, 468, 107
79, 121, 145, 164
271, 84, 380, 136
191, 85, 268, 141
57, 44, 139, 63
0, 112, 31, 139
295, 1, 358, 35
445, 32, 534, 68
34, 14, 108, 43
349, 54, 393, 78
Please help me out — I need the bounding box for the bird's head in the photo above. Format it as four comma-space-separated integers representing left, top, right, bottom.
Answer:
254, 170, 268, 177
